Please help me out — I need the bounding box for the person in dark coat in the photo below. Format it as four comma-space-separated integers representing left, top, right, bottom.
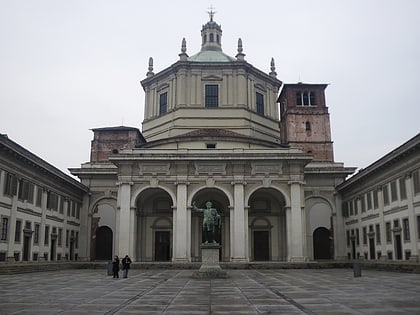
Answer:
121, 255, 132, 278
112, 255, 120, 278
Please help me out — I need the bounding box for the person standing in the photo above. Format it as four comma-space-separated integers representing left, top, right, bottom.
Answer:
121, 255, 132, 278
112, 255, 120, 278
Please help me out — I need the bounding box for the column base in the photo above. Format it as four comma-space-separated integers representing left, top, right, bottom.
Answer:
172, 258, 191, 263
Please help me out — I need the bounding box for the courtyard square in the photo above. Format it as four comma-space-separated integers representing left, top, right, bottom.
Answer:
0, 268, 419, 314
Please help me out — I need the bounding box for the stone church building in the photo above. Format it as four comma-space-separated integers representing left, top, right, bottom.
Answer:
70, 14, 354, 263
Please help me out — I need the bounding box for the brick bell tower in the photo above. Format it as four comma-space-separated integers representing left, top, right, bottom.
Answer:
278, 83, 334, 161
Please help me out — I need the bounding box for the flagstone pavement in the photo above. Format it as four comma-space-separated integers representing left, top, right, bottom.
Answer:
0, 268, 419, 314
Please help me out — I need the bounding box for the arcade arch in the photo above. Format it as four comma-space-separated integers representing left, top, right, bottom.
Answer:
190, 188, 230, 261
248, 188, 287, 261
135, 188, 174, 262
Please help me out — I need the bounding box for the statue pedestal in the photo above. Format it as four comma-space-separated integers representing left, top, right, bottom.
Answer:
192, 243, 228, 279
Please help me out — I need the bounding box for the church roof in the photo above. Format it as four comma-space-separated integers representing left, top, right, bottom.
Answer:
188, 50, 235, 62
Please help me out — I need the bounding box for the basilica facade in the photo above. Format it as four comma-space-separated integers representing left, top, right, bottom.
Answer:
70, 15, 354, 263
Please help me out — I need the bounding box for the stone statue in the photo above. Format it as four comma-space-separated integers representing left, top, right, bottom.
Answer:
192, 201, 221, 244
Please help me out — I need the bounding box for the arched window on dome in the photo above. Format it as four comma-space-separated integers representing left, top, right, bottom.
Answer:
210, 33, 214, 42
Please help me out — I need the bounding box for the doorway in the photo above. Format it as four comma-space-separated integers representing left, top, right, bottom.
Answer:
23, 236, 31, 261
253, 231, 269, 261
395, 234, 403, 260
95, 226, 113, 260
50, 239, 56, 261
155, 231, 171, 261
369, 237, 376, 260
313, 227, 331, 259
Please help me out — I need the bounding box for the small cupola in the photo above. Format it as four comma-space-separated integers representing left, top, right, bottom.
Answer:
200, 8, 223, 51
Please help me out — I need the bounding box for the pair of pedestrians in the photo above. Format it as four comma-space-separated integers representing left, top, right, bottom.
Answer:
112, 255, 132, 278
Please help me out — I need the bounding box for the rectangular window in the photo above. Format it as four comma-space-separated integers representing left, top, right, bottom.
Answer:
373, 189, 379, 209
413, 170, 420, 195
309, 92, 316, 105
256, 92, 264, 115
390, 181, 398, 202
75, 232, 79, 248
67, 201, 71, 216
303, 92, 309, 105
59, 197, 64, 214
34, 224, 40, 244
403, 218, 410, 241
296, 92, 302, 105
66, 230, 69, 247
76, 203, 80, 219
362, 227, 367, 245
399, 178, 407, 200
386, 222, 392, 243
18, 179, 34, 203
349, 200, 354, 216
159, 92, 168, 114
44, 226, 49, 245
3, 173, 17, 196
36, 186, 43, 207
15, 220, 22, 243
47, 191, 59, 211
394, 219, 399, 228
375, 224, 381, 244
383, 185, 390, 206
354, 199, 358, 215
205, 84, 219, 107
361, 195, 366, 213
1, 217, 9, 241
367, 191, 372, 210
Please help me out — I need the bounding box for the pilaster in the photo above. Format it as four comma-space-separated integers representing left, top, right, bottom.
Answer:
288, 178, 307, 262
230, 178, 248, 262
173, 178, 190, 262
117, 180, 134, 258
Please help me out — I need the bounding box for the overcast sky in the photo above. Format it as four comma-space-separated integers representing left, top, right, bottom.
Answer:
1, 0, 419, 178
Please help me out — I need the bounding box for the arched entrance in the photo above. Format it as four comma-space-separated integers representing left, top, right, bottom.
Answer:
136, 188, 174, 262
191, 188, 230, 262
95, 226, 113, 260
91, 201, 117, 261
313, 227, 331, 259
248, 188, 287, 261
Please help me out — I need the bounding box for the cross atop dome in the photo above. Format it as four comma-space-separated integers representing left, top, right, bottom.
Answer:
207, 5, 216, 21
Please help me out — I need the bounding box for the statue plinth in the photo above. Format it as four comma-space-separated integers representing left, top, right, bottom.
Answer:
192, 243, 228, 279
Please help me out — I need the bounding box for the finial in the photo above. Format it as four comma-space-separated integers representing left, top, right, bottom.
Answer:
179, 38, 189, 61
207, 5, 216, 21
269, 57, 277, 77
147, 57, 154, 77
237, 38, 243, 53
235, 38, 245, 61
181, 38, 187, 53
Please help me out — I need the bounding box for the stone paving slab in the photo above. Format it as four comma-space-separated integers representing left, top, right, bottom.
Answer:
0, 268, 419, 314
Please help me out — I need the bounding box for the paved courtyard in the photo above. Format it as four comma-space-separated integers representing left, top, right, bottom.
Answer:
0, 268, 419, 314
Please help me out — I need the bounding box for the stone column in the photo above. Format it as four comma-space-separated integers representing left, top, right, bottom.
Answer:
231, 178, 248, 262
288, 178, 307, 262
173, 179, 190, 262
333, 193, 347, 260
406, 173, 419, 261
117, 181, 133, 258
